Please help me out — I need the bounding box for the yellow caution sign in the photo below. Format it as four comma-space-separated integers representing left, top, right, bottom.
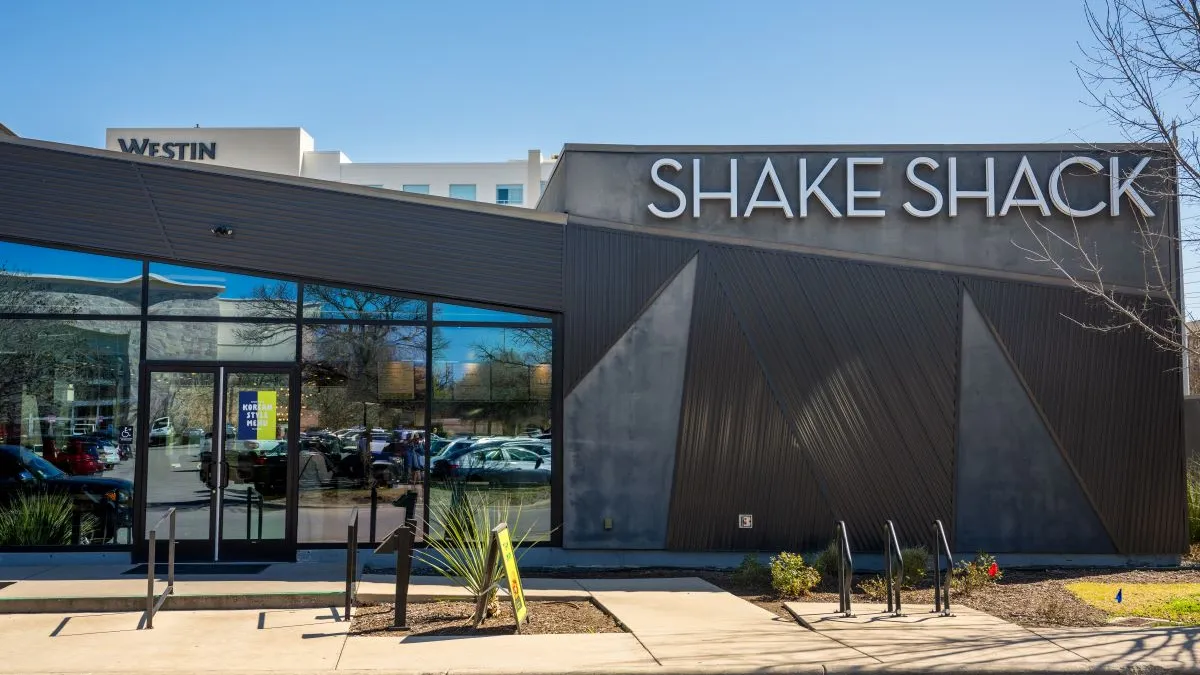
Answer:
494, 524, 527, 626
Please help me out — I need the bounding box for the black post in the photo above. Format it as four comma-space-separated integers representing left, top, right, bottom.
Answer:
257, 492, 263, 540
370, 484, 378, 544
246, 487, 253, 541
393, 523, 415, 630
885, 523, 894, 613
933, 522, 942, 613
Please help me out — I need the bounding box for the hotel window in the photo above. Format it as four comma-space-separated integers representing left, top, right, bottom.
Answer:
402, 184, 430, 194
496, 184, 523, 205
449, 184, 476, 201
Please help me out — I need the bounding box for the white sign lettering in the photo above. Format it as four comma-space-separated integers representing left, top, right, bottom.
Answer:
647, 155, 1157, 220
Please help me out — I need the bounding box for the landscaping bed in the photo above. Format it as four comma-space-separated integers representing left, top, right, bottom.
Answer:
350, 599, 624, 636
702, 567, 1200, 628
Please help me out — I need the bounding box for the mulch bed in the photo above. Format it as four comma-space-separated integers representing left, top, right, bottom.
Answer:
698, 567, 1200, 628
351, 599, 624, 636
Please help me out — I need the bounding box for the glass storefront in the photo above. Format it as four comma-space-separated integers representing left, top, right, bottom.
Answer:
0, 240, 557, 554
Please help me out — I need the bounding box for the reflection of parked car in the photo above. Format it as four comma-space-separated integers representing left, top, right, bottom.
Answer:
500, 441, 550, 458
449, 447, 549, 486
430, 438, 517, 479
75, 435, 121, 469
148, 417, 174, 446
254, 442, 336, 494
48, 438, 104, 476
0, 445, 132, 542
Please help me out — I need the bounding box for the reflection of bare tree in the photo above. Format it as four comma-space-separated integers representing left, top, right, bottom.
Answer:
0, 269, 123, 448
433, 327, 553, 436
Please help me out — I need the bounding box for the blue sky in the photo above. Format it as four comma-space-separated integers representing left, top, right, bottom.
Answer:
1, 0, 1195, 300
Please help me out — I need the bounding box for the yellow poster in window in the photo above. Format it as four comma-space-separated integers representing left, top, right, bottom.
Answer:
495, 524, 527, 626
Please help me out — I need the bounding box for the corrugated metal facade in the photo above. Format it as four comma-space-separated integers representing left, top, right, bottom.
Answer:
0, 142, 564, 311
562, 223, 697, 393
667, 256, 835, 551
965, 279, 1186, 553
668, 245, 961, 550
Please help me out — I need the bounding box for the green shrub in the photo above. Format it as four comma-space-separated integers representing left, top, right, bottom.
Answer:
858, 576, 888, 601
1188, 462, 1200, 543
731, 554, 771, 589
812, 539, 841, 580
0, 492, 95, 546
900, 546, 929, 589
951, 552, 1002, 596
770, 552, 821, 598
417, 494, 535, 626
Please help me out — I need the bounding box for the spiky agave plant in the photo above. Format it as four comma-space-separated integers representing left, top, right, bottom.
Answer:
0, 492, 97, 546
417, 488, 536, 627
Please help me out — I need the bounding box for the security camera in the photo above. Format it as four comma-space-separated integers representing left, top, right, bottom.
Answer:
210, 225, 235, 237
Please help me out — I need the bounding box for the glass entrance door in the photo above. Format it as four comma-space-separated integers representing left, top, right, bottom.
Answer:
143, 366, 293, 561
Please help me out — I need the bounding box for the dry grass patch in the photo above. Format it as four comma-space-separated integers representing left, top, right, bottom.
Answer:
1067, 582, 1200, 625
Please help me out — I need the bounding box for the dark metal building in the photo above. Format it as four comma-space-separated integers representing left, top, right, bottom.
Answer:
0, 136, 1185, 563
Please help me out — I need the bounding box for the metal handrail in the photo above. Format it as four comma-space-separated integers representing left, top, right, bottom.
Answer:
932, 519, 954, 616
835, 520, 854, 617
883, 520, 905, 616
141, 508, 176, 630
245, 487, 264, 541
344, 507, 359, 622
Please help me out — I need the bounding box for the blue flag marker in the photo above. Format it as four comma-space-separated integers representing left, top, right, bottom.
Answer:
1115, 588, 1123, 604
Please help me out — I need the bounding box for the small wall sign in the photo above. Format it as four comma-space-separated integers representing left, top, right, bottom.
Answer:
739, 514, 753, 529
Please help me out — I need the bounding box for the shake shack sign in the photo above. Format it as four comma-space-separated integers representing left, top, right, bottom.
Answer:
117, 138, 217, 161
647, 153, 1159, 221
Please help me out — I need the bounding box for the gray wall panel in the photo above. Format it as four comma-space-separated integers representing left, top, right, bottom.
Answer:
550, 146, 1174, 292
564, 258, 696, 549
956, 293, 1114, 553
563, 223, 698, 393
965, 278, 1186, 553
0, 142, 564, 312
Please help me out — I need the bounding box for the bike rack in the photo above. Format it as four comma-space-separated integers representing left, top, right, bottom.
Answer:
344, 507, 359, 622
141, 508, 176, 630
932, 519, 954, 616
835, 520, 855, 617
883, 520, 905, 616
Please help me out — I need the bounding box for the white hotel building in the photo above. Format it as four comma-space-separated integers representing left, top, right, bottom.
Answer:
104, 127, 557, 207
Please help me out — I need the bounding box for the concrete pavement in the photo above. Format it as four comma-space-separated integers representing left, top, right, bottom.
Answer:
4, 578, 1200, 672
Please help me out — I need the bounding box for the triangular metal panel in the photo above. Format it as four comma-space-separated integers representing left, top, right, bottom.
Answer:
563, 224, 698, 394
667, 256, 834, 551
707, 246, 960, 550
964, 278, 1185, 554
956, 292, 1114, 553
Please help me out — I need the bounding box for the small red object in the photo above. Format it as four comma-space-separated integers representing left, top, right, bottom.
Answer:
987, 562, 999, 578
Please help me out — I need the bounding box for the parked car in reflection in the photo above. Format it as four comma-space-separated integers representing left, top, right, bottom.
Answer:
79, 436, 121, 469
148, 417, 174, 446
46, 437, 104, 476
0, 445, 132, 542
430, 437, 519, 479
253, 441, 338, 494
447, 447, 550, 486
500, 441, 550, 458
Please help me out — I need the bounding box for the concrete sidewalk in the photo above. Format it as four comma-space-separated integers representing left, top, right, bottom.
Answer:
4, 575, 1200, 672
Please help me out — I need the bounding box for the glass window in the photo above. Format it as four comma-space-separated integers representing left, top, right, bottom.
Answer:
496, 184, 523, 205
449, 184, 476, 201
432, 302, 551, 323
303, 284, 426, 321
0, 319, 138, 546
430, 326, 552, 542
298, 325, 427, 544
402, 184, 430, 195
148, 263, 296, 319
147, 322, 297, 362
0, 241, 142, 315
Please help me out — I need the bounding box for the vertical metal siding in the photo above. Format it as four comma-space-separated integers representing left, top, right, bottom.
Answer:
667, 256, 835, 551
965, 278, 1186, 554
667, 245, 961, 551
563, 222, 698, 393
0, 143, 564, 311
